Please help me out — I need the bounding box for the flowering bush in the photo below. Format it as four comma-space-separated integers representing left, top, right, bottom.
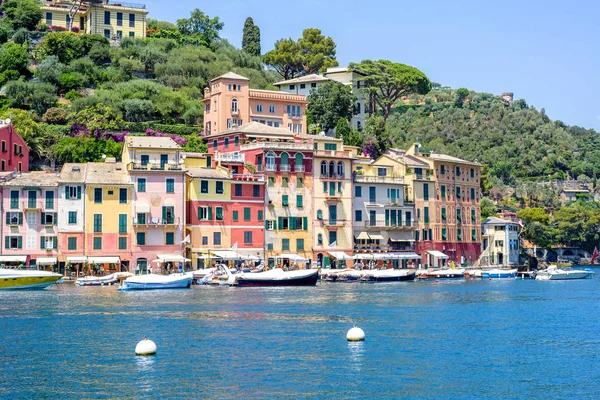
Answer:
48, 25, 66, 32
42, 107, 70, 125
145, 128, 187, 146
70, 26, 80, 33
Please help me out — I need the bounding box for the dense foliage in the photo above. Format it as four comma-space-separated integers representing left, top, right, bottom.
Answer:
242, 17, 261, 57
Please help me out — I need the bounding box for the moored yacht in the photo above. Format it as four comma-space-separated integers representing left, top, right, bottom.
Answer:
534, 265, 594, 280
360, 269, 416, 282
416, 268, 466, 280
0, 268, 62, 290
118, 273, 192, 290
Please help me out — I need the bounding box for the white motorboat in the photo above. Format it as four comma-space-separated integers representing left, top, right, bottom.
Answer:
416, 268, 466, 280
322, 268, 363, 282
534, 266, 594, 280
481, 268, 517, 279
76, 272, 133, 286
0, 268, 62, 290
233, 268, 319, 286
360, 269, 416, 282
118, 274, 192, 290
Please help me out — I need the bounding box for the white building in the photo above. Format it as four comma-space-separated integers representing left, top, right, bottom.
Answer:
57, 163, 87, 271
274, 67, 366, 131
481, 217, 520, 267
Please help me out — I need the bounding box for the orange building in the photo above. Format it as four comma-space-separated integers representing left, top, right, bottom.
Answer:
201, 72, 307, 136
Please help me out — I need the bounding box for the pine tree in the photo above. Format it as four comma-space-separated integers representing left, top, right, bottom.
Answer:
242, 17, 261, 56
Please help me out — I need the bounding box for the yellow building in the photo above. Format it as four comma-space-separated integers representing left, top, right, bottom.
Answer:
41, 0, 148, 39
84, 160, 132, 272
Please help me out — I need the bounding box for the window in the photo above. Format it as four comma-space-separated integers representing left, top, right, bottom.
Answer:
266, 220, 274, 230
1, 160, 4, 171
257, 104, 263, 112
355, 186, 362, 197
258, 210, 263, 221
369, 186, 376, 203
118, 214, 127, 233
10, 190, 18, 209
136, 213, 146, 224
94, 188, 102, 204
104, 29, 111, 39
289, 85, 295, 90
268, 177, 275, 187
68, 211, 77, 224
297, 238, 304, 251
470, 188, 475, 201
198, 206, 210, 221
68, 237, 77, 251
129, 13, 135, 27
337, 162, 344, 177
46, 12, 52, 25
93, 214, 102, 233
119, 188, 127, 203
456, 166, 461, 176
253, 185, 260, 198
282, 239, 290, 251
93, 237, 102, 250
42, 212, 56, 225
166, 232, 175, 245
138, 178, 146, 192
116, 12, 123, 26
297, 177, 303, 187
136, 232, 145, 246
355, 210, 362, 222
202, 236, 208, 246
244, 231, 252, 244
457, 229, 462, 241
442, 228, 447, 241
423, 183, 429, 201
325, 143, 337, 151
244, 207, 251, 221
45, 191, 54, 209
297, 195, 303, 208
471, 208, 476, 224
457, 207, 462, 224
104, 11, 110, 24
216, 207, 224, 221
424, 207, 429, 224
234, 184, 242, 196
224, 138, 229, 149
213, 139, 218, 150
201, 180, 209, 194
282, 195, 289, 206
311, 83, 317, 88
329, 231, 337, 246
300, 83, 306, 89
233, 211, 239, 221
166, 179, 175, 193
378, 167, 387, 177
6, 236, 22, 249
213, 232, 221, 246
116, 30, 122, 39
1, 140, 4, 152
269, 105, 275, 113
216, 181, 224, 194
456, 186, 461, 198
318, 234, 323, 245
162, 206, 175, 224
279, 217, 289, 230
6, 212, 22, 225
231, 99, 238, 113
441, 206, 447, 223
440, 165, 446, 175
472, 229, 477, 241
317, 210, 323, 220
119, 237, 127, 250
282, 177, 289, 188
441, 185, 446, 199
470, 168, 475, 178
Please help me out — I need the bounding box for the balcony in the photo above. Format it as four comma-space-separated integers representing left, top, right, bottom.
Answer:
325, 193, 342, 200
22, 200, 43, 210
132, 216, 180, 226
280, 165, 291, 172
413, 173, 433, 181
362, 220, 414, 230
287, 113, 303, 119
315, 149, 351, 158
231, 174, 265, 182
265, 165, 277, 172
320, 219, 348, 227
319, 173, 345, 180
218, 153, 245, 163
107, 0, 147, 9
353, 174, 404, 184
241, 142, 313, 151
354, 243, 415, 252
132, 162, 183, 171
294, 165, 305, 173
231, 108, 240, 116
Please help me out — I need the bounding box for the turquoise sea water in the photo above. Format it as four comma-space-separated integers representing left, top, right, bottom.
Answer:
1, 273, 599, 399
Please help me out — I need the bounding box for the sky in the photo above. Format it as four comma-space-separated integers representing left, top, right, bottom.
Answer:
143, 0, 600, 131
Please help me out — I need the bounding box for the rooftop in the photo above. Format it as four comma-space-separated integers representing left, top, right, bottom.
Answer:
3, 171, 59, 187
187, 167, 231, 179
182, 152, 208, 159
59, 163, 87, 183
273, 74, 331, 86
205, 121, 294, 139
126, 136, 180, 150
428, 153, 481, 166
86, 162, 130, 185
211, 72, 250, 82
483, 217, 518, 225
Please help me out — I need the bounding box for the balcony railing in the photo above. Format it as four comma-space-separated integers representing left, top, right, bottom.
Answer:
241, 142, 313, 151
362, 220, 414, 230
22, 200, 43, 210
231, 174, 265, 182
295, 165, 305, 173
414, 173, 432, 181
265, 165, 277, 172
107, 0, 147, 9
287, 113, 303, 119
353, 175, 404, 184
354, 244, 415, 252
132, 162, 183, 171
320, 219, 348, 227
219, 153, 245, 163
319, 173, 345, 180
132, 216, 180, 226
280, 165, 291, 172
315, 149, 351, 158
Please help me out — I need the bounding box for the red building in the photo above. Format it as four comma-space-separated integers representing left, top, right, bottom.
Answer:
0, 122, 29, 173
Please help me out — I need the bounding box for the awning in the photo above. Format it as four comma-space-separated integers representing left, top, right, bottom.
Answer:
388, 231, 414, 242
0, 255, 27, 262
67, 256, 87, 263
36, 257, 57, 265
371, 253, 390, 260
369, 234, 385, 241
88, 256, 120, 264
328, 251, 353, 260
355, 232, 370, 240
135, 204, 150, 213
427, 250, 449, 259
396, 252, 421, 260
211, 250, 243, 260
278, 253, 310, 262
354, 254, 375, 260
154, 254, 191, 263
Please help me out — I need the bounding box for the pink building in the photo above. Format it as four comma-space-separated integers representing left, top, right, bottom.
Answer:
0, 121, 29, 173
0, 171, 59, 269
201, 72, 307, 136
122, 136, 187, 273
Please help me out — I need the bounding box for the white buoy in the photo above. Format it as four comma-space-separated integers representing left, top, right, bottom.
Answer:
346, 325, 365, 341
135, 336, 157, 355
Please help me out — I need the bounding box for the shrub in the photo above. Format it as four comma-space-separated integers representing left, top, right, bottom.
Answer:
64, 90, 83, 101
42, 107, 69, 124
70, 26, 80, 33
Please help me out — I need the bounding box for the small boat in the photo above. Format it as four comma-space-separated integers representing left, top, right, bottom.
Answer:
76, 272, 133, 286
323, 269, 363, 282
0, 268, 62, 290
361, 269, 416, 282
233, 268, 319, 287
417, 268, 466, 280
534, 266, 594, 281
481, 269, 517, 279
118, 274, 192, 290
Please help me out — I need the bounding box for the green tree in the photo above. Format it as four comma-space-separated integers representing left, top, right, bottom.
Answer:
335, 117, 350, 139
50, 136, 123, 164
263, 38, 301, 80
0, 42, 28, 75
121, 98, 154, 122
12, 28, 29, 45
4, 81, 57, 114
455, 87, 469, 103
147, 18, 177, 31
1, 0, 42, 31
242, 17, 261, 56
363, 115, 391, 159
552, 203, 600, 250
516, 207, 550, 224
36, 55, 65, 85
182, 135, 208, 153
349, 59, 431, 120
307, 81, 357, 131
480, 197, 497, 219
0, 108, 44, 157
39, 32, 83, 64
176, 8, 223, 46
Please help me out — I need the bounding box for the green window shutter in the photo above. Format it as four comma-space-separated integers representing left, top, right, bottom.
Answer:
17, 236, 22, 249
119, 214, 127, 233
297, 195, 303, 208
53, 213, 58, 224
303, 217, 308, 231
385, 209, 390, 226
208, 206, 213, 220
278, 216, 283, 230
77, 186, 82, 199
40, 236, 45, 249
273, 219, 277, 230
18, 213, 23, 225
244, 208, 250, 221
233, 211, 238, 221
5, 214, 8, 225
41, 212, 45, 223
258, 210, 263, 221
424, 207, 429, 223
4, 236, 8, 249
162, 206, 167, 222
264, 220, 268, 229
53, 237, 57, 249
65, 186, 70, 199
282, 195, 288, 206
323, 182, 327, 193
290, 217, 296, 230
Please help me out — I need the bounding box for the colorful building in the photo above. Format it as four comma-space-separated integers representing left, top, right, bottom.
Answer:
0, 172, 60, 269
0, 120, 29, 173
352, 156, 418, 268
84, 160, 132, 273
122, 136, 187, 274
201, 72, 307, 136
310, 135, 355, 268
40, 0, 148, 40
57, 163, 87, 274
481, 217, 520, 267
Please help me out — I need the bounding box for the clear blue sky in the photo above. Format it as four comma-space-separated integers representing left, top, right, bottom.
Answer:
143, 0, 600, 131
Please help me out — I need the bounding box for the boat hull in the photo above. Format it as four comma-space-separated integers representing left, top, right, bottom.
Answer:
76, 276, 118, 286
362, 271, 416, 282
118, 276, 192, 290
481, 269, 517, 279
535, 271, 594, 280
235, 270, 319, 287
0, 275, 61, 290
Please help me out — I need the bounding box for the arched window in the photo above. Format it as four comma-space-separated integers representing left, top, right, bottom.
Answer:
231, 99, 238, 113
317, 235, 323, 246
320, 161, 327, 177
337, 161, 344, 178
329, 161, 335, 177
266, 152, 275, 171
295, 153, 303, 171
317, 210, 323, 220
280, 152, 289, 165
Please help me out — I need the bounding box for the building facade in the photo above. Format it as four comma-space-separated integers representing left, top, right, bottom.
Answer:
481, 217, 520, 267
0, 121, 29, 173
